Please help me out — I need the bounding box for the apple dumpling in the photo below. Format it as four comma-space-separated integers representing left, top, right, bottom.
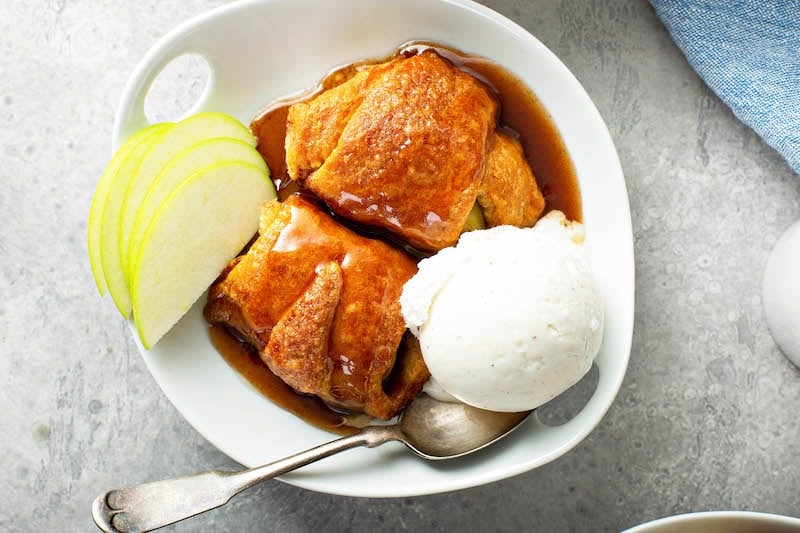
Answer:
204, 195, 429, 420
285, 50, 545, 251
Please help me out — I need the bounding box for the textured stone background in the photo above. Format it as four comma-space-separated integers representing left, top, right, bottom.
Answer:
1, 1, 798, 531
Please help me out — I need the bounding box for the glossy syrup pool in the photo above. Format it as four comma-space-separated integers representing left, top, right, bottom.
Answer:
209, 324, 366, 435
214, 42, 582, 434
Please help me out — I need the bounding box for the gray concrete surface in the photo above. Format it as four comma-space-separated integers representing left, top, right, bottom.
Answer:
2, 1, 798, 531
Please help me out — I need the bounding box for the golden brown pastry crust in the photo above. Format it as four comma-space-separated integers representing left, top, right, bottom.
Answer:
204, 195, 428, 419
285, 51, 498, 251
477, 132, 546, 228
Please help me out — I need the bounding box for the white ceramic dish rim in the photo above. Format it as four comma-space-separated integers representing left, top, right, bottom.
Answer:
111, 0, 635, 497
623, 511, 800, 532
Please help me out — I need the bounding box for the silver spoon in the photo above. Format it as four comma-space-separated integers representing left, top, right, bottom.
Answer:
92, 394, 530, 532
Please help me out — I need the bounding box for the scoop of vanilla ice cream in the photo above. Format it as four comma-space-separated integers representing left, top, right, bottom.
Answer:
400, 210, 604, 412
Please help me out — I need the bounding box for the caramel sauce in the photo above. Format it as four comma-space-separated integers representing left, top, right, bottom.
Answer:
215, 42, 582, 433
209, 324, 363, 435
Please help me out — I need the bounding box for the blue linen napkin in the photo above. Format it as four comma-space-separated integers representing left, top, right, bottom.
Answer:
650, 0, 800, 174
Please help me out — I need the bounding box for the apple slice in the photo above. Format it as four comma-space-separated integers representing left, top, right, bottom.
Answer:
118, 112, 256, 281
88, 123, 170, 295
127, 137, 269, 282
131, 161, 275, 349
101, 123, 175, 316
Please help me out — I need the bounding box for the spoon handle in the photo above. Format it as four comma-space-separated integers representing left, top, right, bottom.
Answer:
92, 425, 397, 533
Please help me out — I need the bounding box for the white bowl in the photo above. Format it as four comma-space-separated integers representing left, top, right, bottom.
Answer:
624, 511, 800, 532
113, 0, 634, 497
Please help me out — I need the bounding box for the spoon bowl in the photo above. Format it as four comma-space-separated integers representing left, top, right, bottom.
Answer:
398, 394, 530, 460
92, 394, 530, 533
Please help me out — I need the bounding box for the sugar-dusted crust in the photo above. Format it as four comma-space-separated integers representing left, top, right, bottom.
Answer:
286, 51, 497, 251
